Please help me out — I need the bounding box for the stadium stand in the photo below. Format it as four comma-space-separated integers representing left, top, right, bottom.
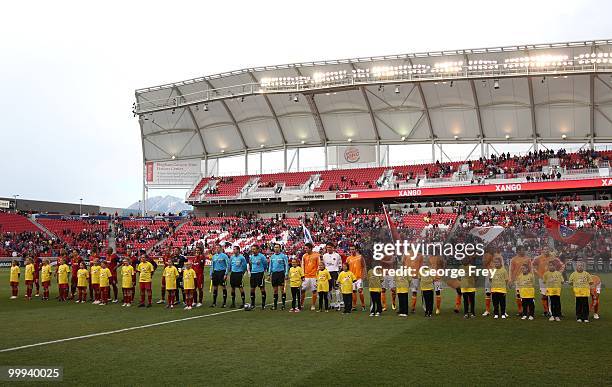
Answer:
0, 211, 39, 233
186, 149, 612, 201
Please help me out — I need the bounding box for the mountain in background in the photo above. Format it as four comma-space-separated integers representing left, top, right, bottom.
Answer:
128, 195, 192, 214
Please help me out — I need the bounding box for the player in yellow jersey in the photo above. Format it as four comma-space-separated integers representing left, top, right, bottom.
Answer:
481, 248, 502, 316
183, 261, 197, 310
395, 267, 411, 317
137, 255, 155, 307
590, 275, 601, 320
568, 261, 594, 323
76, 262, 89, 303
9, 260, 20, 299
90, 259, 101, 304
316, 261, 331, 312
460, 258, 477, 318
163, 261, 179, 309
120, 259, 135, 307
40, 259, 52, 300
509, 246, 532, 315
516, 264, 535, 320
489, 257, 509, 319
419, 266, 435, 317
56, 257, 70, 302
346, 245, 366, 311
98, 261, 112, 305
288, 258, 304, 312
367, 267, 383, 316
24, 257, 34, 300
337, 262, 357, 314
543, 261, 564, 321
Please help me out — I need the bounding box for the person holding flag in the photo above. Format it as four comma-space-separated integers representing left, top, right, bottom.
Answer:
268, 243, 289, 310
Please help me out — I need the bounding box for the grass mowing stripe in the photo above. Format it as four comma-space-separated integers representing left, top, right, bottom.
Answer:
0, 297, 313, 353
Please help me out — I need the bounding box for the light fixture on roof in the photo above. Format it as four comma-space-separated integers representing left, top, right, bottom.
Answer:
493, 79, 499, 90
171, 155, 176, 160
347, 138, 353, 143
301, 140, 305, 144
204, 104, 208, 111
220, 149, 225, 154
400, 136, 406, 141
454, 135, 459, 140
562, 134, 567, 140
293, 94, 299, 102
505, 134, 510, 140
260, 144, 265, 148
394, 85, 400, 94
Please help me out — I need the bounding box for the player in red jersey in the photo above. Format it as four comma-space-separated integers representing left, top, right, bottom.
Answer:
32, 255, 42, 297
66, 250, 83, 300
191, 245, 206, 307
106, 247, 120, 303
128, 248, 139, 297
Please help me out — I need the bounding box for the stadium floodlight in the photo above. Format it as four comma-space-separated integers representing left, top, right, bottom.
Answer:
260, 144, 265, 148
493, 79, 500, 89
395, 85, 400, 94
171, 155, 176, 160
454, 135, 459, 140
400, 136, 406, 141
347, 138, 352, 143
220, 149, 225, 153
301, 140, 305, 144
562, 134, 567, 140
505, 134, 510, 139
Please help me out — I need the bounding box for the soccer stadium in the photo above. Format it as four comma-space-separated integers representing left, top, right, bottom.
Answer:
2, 9, 612, 385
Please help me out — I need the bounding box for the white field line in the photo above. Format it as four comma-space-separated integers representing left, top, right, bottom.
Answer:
0, 297, 313, 353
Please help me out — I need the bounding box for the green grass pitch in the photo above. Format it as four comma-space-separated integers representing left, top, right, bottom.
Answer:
0, 270, 610, 386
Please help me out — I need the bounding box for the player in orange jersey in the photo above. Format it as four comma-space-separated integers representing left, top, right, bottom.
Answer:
346, 245, 366, 311
532, 249, 564, 317
300, 243, 320, 310
590, 275, 601, 320
404, 252, 424, 314
427, 255, 446, 315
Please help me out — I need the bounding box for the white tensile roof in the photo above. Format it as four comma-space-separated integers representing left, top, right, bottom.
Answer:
134, 39, 612, 162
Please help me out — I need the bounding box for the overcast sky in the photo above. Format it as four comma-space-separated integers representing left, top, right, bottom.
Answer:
1, 0, 610, 208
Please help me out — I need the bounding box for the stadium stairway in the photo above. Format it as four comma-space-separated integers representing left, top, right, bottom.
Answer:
146, 218, 189, 254
29, 216, 57, 239
107, 221, 117, 251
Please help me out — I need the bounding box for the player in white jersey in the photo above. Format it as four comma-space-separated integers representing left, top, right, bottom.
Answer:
323, 242, 342, 310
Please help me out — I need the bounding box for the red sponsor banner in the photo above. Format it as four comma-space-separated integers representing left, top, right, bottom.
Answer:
145, 162, 154, 183
338, 177, 612, 200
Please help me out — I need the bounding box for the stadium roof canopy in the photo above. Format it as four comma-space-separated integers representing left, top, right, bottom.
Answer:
134, 39, 612, 162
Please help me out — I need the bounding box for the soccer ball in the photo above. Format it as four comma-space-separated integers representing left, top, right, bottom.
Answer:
243, 303, 252, 310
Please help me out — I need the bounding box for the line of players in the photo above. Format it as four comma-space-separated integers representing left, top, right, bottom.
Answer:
7, 243, 602, 321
